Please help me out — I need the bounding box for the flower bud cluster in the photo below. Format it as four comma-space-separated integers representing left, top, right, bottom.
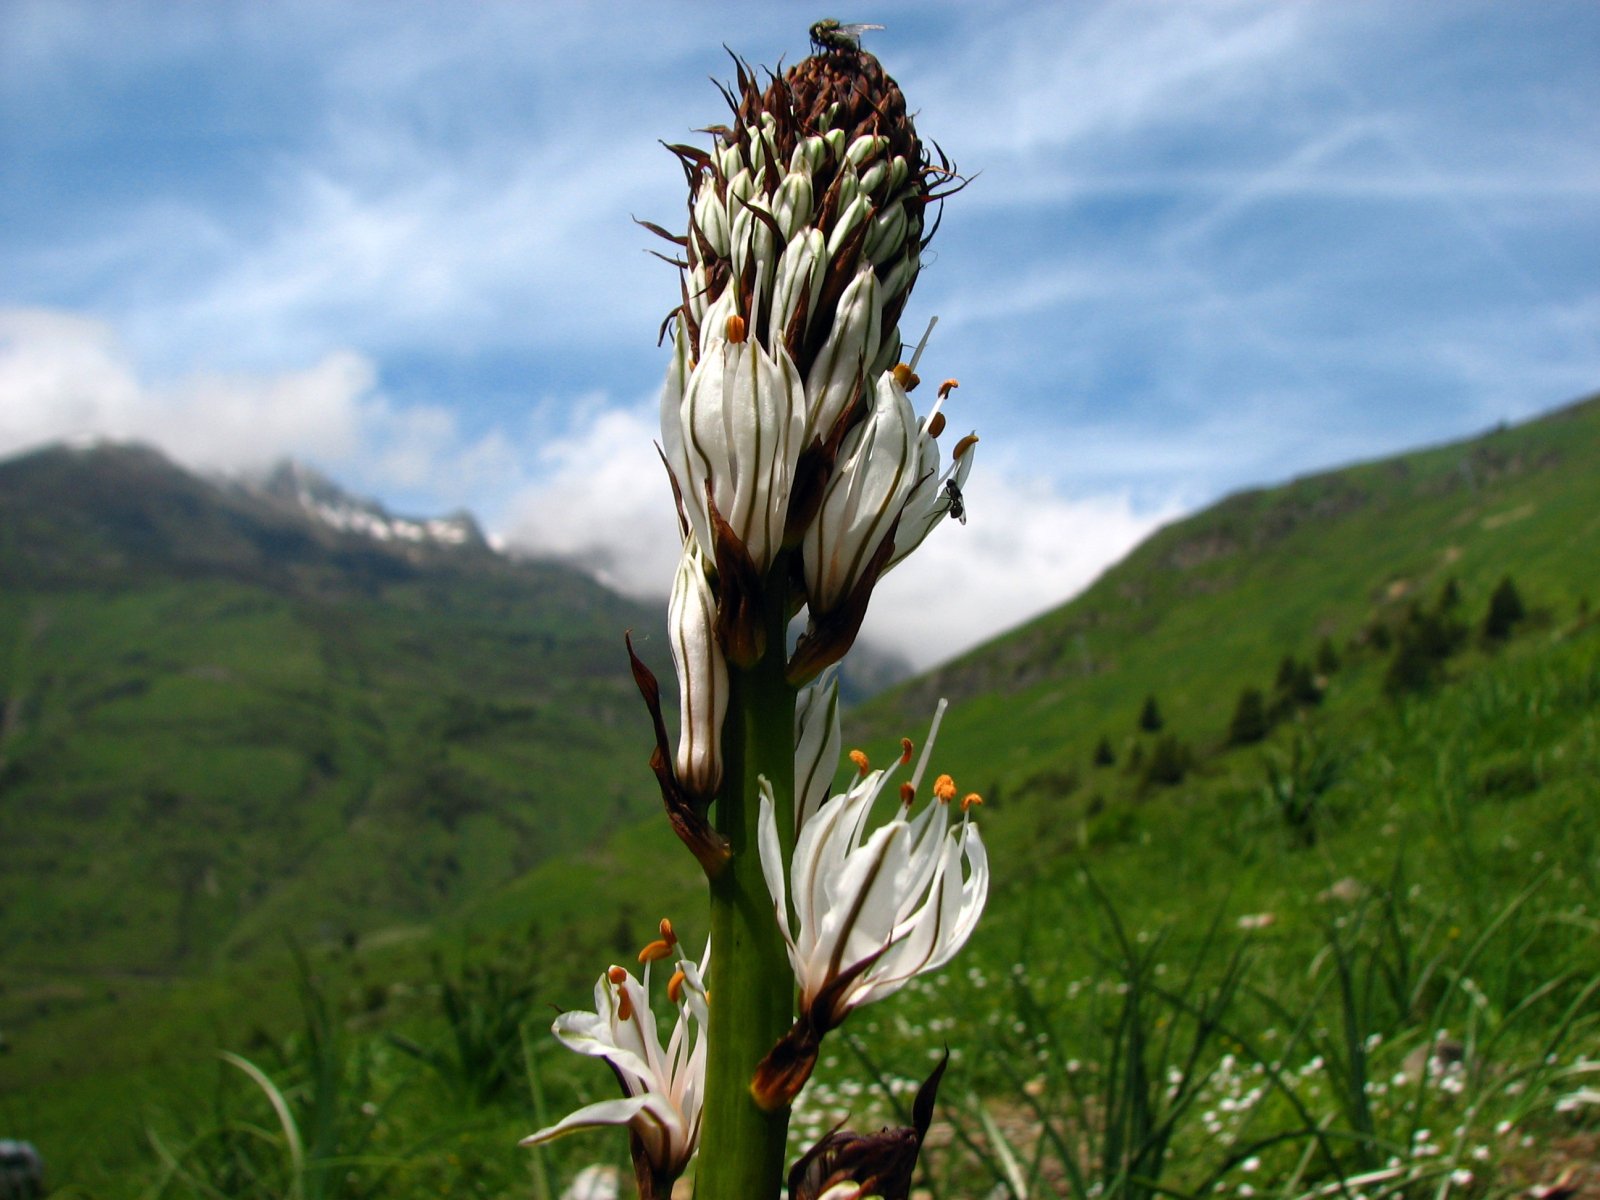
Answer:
654, 48, 977, 716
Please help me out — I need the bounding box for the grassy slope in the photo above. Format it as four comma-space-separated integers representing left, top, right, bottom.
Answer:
872, 395, 1599, 803
5, 398, 1598, 1193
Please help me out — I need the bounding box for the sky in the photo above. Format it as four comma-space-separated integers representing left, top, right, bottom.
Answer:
3, 1, 1598, 669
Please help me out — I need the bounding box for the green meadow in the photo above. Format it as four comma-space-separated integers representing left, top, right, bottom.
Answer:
2, 399, 1597, 1196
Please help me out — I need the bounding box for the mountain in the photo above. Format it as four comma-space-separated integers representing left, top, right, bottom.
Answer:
860, 392, 1600, 803
0, 441, 671, 974
244, 459, 490, 554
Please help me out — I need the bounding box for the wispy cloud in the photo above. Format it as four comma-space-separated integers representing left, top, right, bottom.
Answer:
2, 0, 1598, 667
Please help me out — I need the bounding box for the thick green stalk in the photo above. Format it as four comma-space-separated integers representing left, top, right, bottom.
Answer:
697, 565, 796, 1200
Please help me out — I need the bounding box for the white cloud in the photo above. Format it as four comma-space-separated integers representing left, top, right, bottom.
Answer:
0, 305, 549, 514
861, 466, 1180, 669
0, 306, 373, 469
498, 401, 683, 598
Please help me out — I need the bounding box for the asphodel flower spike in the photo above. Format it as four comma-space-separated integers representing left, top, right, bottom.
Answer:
648, 42, 975, 678
621, 27, 983, 1199
521, 927, 711, 1200
751, 701, 988, 1106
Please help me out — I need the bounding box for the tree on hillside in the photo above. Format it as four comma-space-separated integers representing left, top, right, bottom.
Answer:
1383, 600, 1467, 697
1092, 736, 1116, 767
1483, 575, 1526, 642
1142, 734, 1190, 787
1272, 655, 1322, 715
1138, 695, 1164, 733
1227, 687, 1269, 746
1315, 636, 1341, 675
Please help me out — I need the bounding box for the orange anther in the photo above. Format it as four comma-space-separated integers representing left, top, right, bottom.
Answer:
899, 781, 916, 806
933, 773, 957, 803
849, 748, 870, 777
668, 968, 686, 1004
900, 737, 914, 765
617, 988, 634, 1022
938, 378, 960, 399
726, 313, 747, 344
927, 411, 947, 438
892, 363, 921, 392
953, 433, 979, 459
639, 938, 674, 964
962, 792, 984, 812
608, 965, 628, 985
659, 917, 678, 945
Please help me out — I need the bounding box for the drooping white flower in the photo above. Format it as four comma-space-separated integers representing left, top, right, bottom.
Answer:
668, 539, 727, 796
802, 371, 921, 615
522, 931, 710, 1188
757, 701, 988, 1028
886, 380, 977, 572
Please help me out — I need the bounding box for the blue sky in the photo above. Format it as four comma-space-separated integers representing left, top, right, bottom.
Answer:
3, 1, 1598, 666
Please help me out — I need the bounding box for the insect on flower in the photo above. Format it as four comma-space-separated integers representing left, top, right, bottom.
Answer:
809, 18, 884, 53
943, 479, 967, 525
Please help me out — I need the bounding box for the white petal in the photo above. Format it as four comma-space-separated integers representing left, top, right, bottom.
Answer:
815, 821, 910, 985
520, 1095, 657, 1145
793, 667, 843, 834
757, 781, 797, 954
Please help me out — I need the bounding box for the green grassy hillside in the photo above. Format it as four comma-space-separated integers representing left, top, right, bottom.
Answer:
871, 394, 1599, 800
4, 396, 1597, 1197
0, 442, 672, 980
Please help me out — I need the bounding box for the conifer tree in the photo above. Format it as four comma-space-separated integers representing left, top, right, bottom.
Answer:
1227, 687, 1269, 746
1483, 575, 1526, 641
1142, 735, 1189, 786
1138, 695, 1163, 733
1315, 636, 1341, 675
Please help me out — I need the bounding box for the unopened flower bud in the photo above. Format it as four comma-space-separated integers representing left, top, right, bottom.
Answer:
804, 268, 882, 443
669, 541, 728, 796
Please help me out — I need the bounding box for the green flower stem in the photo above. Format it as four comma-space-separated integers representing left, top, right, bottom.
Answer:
697, 562, 796, 1200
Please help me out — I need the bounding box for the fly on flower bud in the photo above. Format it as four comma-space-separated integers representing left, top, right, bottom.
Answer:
809, 19, 884, 54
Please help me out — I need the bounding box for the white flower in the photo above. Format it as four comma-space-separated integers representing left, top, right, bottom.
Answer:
757, 700, 988, 1028
659, 319, 805, 572
886, 381, 976, 571
802, 371, 921, 614
522, 936, 710, 1183
668, 540, 727, 795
